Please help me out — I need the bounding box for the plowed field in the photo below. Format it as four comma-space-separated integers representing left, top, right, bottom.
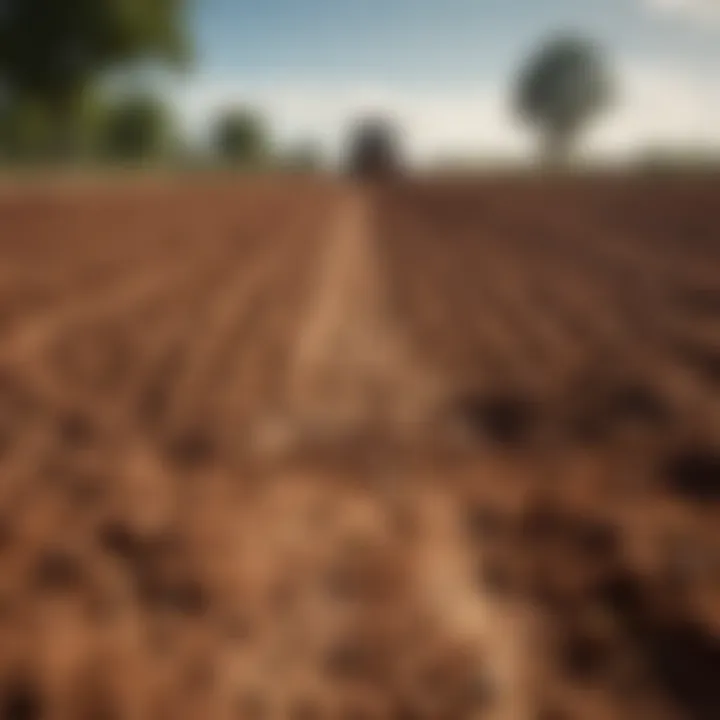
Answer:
0, 174, 717, 719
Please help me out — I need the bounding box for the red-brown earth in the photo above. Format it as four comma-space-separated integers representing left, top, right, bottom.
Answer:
0, 173, 718, 719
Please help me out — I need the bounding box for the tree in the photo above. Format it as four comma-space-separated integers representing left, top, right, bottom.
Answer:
346, 117, 402, 178
100, 93, 175, 162
213, 108, 269, 166
0, 0, 189, 158
0, 87, 105, 162
0, 98, 53, 162
515, 35, 613, 165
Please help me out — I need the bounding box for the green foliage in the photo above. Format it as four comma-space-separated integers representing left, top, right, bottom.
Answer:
0, 98, 54, 161
0, 88, 106, 162
516, 35, 613, 163
0, 0, 189, 107
100, 93, 175, 162
213, 108, 269, 166
0, 0, 188, 163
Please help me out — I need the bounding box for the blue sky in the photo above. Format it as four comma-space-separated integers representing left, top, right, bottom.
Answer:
167, 0, 720, 163
191, 0, 717, 79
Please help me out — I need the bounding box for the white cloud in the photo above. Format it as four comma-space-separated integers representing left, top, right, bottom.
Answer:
588, 62, 720, 157
642, 0, 720, 23
165, 60, 720, 167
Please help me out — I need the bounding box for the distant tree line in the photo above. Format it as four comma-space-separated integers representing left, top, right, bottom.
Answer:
1, 1, 712, 174
349, 34, 614, 177
0, 0, 323, 170
0, 86, 322, 170
0, 89, 323, 170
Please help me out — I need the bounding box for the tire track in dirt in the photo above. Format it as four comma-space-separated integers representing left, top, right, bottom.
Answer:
279, 186, 443, 448
98, 229, 286, 430
245, 188, 536, 718
166, 260, 295, 429
0, 248, 218, 365
210, 214, 328, 431
415, 486, 535, 720
0, 198, 281, 366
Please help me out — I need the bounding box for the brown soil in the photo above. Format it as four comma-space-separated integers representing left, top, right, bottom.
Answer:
0, 173, 717, 719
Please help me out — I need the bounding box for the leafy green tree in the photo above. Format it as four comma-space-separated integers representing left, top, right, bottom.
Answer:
100, 93, 175, 162
0, 88, 107, 162
213, 108, 269, 166
515, 35, 613, 164
0, 98, 53, 162
347, 117, 402, 178
0, 0, 189, 159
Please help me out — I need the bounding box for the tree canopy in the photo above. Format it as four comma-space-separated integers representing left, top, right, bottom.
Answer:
346, 117, 402, 178
0, 0, 189, 108
0, 0, 189, 160
213, 108, 269, 166
100, 93, 175, 162
515, 35, 613, 163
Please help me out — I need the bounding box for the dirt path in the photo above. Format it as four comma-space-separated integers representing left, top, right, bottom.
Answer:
254, 186, 535, 719
281, 185, 442, 445
412, 485, 536, 720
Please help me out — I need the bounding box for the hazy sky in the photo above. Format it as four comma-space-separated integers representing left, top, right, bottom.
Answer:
165, 0, 720, 164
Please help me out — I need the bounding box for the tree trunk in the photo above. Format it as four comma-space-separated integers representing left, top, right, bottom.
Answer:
542, 128, 573, 169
